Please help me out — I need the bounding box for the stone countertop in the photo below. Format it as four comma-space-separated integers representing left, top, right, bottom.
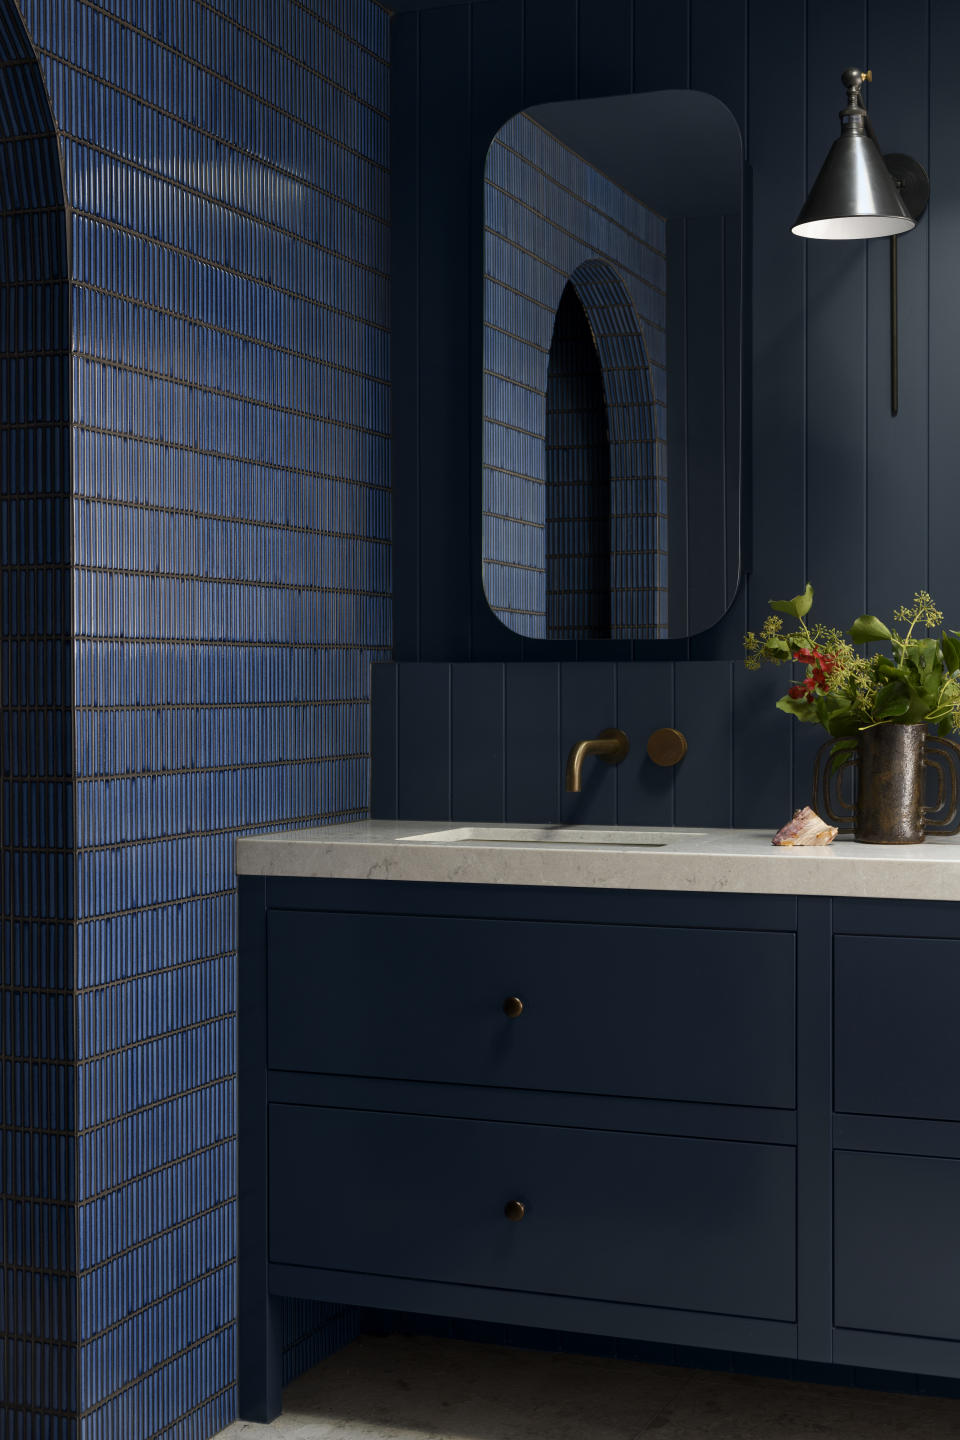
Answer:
235, 819, 960, 902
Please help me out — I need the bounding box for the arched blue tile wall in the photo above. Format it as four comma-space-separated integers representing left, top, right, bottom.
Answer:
0, 5, 74, 1435
2, 1, 391, 1436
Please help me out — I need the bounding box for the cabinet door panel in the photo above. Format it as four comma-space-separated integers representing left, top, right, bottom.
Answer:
267, 911, 795, 1108
836, 1150, 960, 1340
835, 935, 960, 1121
269, 1103, 796, 1321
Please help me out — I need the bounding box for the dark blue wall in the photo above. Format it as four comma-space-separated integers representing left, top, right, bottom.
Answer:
388, 0, 960, 826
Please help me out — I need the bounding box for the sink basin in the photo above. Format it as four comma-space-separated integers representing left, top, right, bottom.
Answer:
397, 825, 703, 849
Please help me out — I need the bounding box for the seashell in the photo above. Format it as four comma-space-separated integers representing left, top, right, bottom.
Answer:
772, 805, 838, 847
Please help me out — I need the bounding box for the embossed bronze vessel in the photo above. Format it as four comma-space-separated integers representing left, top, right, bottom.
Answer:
815, 723, 960, 843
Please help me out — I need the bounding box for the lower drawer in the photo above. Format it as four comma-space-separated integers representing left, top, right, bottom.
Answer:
836, 1150, 960, 1340
269, 1104, 796, 1322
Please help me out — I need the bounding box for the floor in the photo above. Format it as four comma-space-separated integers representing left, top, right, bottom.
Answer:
218, 1334, 960, 1439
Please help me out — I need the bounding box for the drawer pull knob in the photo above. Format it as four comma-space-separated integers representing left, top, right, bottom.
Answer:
504, 1199, 526, 1222
502, 996, 524, 1018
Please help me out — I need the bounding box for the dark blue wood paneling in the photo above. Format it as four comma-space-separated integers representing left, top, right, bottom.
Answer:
418, 6, 473, 660
929, 0, 960, 622
690, 0, 746, 127
835, 1150, 960, 1342
505, 664, 560, 820
524, 0, 578, 104
397, 664, 452, 819
746, 0, 804, 631
632, 0, 688, 92
267, 910, 796, 1107
733, 666, 793, 829
270, 1105, 796, 1320
385, 660, 747, 827
578, 0, 633, 98
795, 897, 832, 1365
835, 935, 960, 1123
559, 662, 619, 823
616, 661, 675, 825
683, 219, 728, 638
675, 662, 733, 826
370, 662, 399, 819
865, 0, 930, 619
389, 0, 957, 825
451, 662, 505, 819
803, 0, 868, 629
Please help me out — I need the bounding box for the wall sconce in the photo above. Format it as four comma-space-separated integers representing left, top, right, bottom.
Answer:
792, 69, 929, 416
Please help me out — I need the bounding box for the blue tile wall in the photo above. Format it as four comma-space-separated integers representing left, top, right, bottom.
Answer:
1, 0, 390, 1435
0, 2, 75, 1436
482, 111, 666, 639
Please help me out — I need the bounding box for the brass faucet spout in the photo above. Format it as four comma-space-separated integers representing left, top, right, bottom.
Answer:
564, 728, 630, 793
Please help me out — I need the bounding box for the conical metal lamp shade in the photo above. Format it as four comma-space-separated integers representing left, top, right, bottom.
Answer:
793, 131, 915, 239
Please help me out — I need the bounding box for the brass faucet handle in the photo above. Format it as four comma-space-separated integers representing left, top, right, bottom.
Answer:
504, 1200, 526, 1222
646, 728, 688, 768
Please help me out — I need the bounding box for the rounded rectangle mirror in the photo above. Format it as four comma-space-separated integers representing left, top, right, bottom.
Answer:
482, 90, 743, 641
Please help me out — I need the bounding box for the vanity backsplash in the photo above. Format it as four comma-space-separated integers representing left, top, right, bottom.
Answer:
371, 660, 821, 831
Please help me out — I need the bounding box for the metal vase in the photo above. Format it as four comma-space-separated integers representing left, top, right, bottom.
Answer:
814, 723, 960, 844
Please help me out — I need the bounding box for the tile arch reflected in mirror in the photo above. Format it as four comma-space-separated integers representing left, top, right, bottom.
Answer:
481, 92, 743, 643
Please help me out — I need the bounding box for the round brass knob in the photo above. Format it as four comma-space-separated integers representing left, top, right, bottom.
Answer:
502, 995, 524, 1018
646, 727, 688, 768
504, 1199, 526, 1222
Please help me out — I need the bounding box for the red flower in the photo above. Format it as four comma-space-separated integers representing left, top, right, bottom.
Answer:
788, 684, 806, 699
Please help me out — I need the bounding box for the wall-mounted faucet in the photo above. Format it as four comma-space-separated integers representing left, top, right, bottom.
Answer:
565, 728, 630, 792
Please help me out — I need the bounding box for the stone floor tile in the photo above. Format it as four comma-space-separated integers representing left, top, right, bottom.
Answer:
216, 1335, 960, 1440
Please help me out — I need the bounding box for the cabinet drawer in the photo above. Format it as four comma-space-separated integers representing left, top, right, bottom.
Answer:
835, 936, 960, 1121
269, 1103, 796, 1321
836, 1151, 960, 1340
267, 911, 795, 1108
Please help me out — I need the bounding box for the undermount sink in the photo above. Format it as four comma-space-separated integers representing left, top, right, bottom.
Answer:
397, 825, 704, 849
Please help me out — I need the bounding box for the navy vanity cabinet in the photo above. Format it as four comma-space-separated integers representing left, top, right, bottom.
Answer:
240, 879, 800, 1421
267, 909, 797, 1108
240, 879, 960, 1424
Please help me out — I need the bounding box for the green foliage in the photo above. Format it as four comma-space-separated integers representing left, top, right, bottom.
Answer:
849, 614, 892, 643
743, 589, 960, 747
769, 583, 814, 620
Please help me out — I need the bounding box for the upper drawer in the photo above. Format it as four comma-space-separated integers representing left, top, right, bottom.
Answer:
835, 935, 960, 1122
267, 910, 796, 1108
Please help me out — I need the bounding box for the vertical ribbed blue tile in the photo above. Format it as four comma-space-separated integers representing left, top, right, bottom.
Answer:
2, 0, 391, 1436
0, 3, 76, 1436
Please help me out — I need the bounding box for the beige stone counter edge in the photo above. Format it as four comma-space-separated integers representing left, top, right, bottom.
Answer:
235, 821, 960, 903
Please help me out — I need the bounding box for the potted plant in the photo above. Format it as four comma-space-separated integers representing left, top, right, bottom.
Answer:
743, 587, 960, 843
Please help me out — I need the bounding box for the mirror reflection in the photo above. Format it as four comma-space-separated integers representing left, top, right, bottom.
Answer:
482, 91, 743, 641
